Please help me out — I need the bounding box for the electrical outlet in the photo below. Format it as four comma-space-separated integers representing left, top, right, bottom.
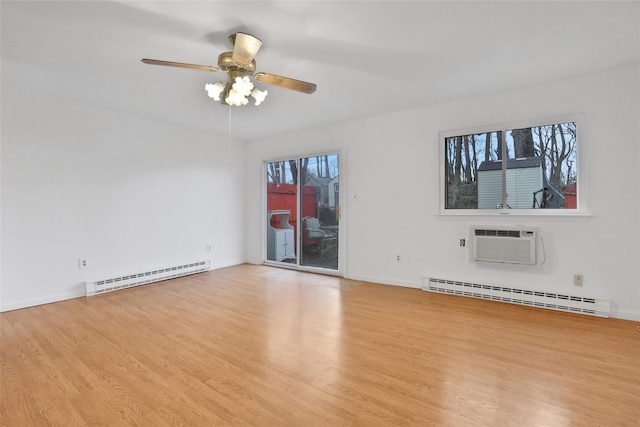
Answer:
206, 244, 212, 252
573, 274, 583, 287
396, 255, 401, 262
460, 238, 466, 247
78, 259, 88, 270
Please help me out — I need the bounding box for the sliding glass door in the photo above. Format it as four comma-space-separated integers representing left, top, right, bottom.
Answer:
265, 154, 339, 272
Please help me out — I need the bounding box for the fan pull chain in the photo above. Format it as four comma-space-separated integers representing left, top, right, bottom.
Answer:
228, 105, 233, 166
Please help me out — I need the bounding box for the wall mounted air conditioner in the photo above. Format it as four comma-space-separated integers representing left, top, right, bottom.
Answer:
471, 225, 538, 265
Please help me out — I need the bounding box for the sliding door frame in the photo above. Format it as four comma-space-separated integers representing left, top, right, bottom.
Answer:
262, 148, 345, 277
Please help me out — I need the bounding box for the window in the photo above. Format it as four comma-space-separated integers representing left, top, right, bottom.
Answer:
441, 117, 581, 214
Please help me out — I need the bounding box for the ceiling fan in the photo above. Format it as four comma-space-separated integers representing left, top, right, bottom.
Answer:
141, 32, 316, 106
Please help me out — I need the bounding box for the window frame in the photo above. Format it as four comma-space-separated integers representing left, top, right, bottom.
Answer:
439, 113, 588, 216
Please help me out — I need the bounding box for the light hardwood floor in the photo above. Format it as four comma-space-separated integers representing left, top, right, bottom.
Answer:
1, 264, 639, 426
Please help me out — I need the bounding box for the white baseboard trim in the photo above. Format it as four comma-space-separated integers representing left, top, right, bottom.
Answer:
1, 260, 245, 313
7, 266, 633, 324
346, 274, 638, 322
209, 260, 245, 270
1, 290, 85, 313
610, 309, 640, 322
344, 274, 421, 289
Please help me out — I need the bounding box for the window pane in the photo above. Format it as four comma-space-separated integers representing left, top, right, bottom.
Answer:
444, 120, 578, 211
267, 160, 296, 185
505, 122, 577, 209
300, 154, 339, 270
266, 160, 298, 263
445, 132, 501, 209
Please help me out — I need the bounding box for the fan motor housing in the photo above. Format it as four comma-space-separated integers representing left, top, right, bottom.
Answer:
218, 52, 256, 73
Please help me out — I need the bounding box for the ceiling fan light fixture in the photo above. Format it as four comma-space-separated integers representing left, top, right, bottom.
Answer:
204, 82, 225, 101
205, 76, 267, 107
251, 88, 268, 106
232, 76, 254, 97
225, 89, 249, 106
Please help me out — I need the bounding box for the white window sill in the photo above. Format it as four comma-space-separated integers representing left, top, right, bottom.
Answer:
437, 209, 592, 217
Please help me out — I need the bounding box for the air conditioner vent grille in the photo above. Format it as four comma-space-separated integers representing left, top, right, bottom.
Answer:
474, 229, 521, 237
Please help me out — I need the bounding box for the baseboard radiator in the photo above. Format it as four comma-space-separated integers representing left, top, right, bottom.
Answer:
85, 261, 210, 297
422, 277, 610, 318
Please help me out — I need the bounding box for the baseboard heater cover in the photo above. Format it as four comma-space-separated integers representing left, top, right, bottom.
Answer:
85, 261, 210, 297
422, 277, 610, 318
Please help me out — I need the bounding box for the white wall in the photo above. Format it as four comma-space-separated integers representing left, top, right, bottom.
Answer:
245, 64, 640, 321
1, 85, 246, 311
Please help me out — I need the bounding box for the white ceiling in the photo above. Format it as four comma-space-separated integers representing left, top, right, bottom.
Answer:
2, 1, 639, 140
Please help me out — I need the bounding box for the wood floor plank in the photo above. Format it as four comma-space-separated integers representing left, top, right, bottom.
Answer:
1, 264, 639, 426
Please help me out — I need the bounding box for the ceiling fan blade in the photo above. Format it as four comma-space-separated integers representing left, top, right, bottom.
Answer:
255, 72, 317, 94
231, 33, 263, 66
141, 58, 218, 72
